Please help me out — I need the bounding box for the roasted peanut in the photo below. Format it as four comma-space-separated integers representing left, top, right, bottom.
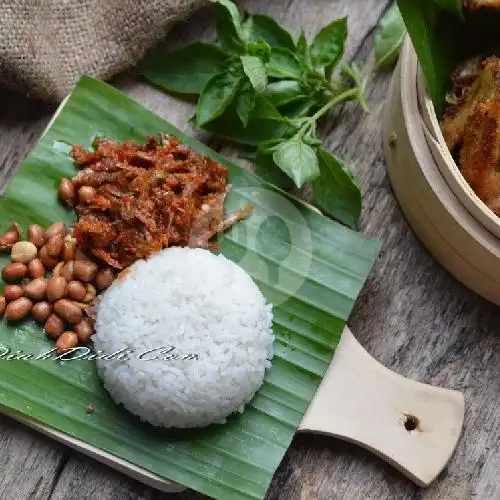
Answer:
58, 178, 75, 204
39, 245, 59, 269
4, 284, 24, 301
75, 319, 93, 344
2, 262, 28, 282
0, 223, 21, 251
75, 248, 91, 261
0, 296, 5, 316
44, 314, 64, 339
62, 240, 77, 261
70, 301, 90, 310
53, 299, 83, 324
46, 235, 64, 257
52, 261, 64, 277
45, 222, 66, 240
46, 276, 67, 303
56, 331, 79, 354
95, 268, 115, 290
28, 258, 45, 278
11, 241, 38, 264
23, 277, 47, 301
78, 186, 96, 203
4, 297, 32, 321
60, 261, 75, 281
66, 281, 87, 301
27, 224, 46, 247
73, 260, 98, 282
32, 301, 52, 322
83, 283, 97, 303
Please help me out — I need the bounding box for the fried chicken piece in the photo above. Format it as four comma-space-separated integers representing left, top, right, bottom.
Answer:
442, 57, 500, 150
459, 100, 500, 214
464, 0, 500, 11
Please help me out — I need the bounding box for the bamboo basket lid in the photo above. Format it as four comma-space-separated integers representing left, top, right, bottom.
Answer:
384, 39, 500, 306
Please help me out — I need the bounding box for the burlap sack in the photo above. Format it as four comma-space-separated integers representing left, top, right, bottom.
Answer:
1, 0, 206, 103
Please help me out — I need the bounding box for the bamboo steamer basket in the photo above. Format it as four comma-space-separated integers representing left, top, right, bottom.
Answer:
384, 39, 500, 306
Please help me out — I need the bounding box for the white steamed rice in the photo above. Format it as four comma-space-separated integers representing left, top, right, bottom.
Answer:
93, 247, 274, 428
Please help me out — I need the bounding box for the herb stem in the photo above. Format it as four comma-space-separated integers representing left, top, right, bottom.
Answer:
310, 88, 360, 121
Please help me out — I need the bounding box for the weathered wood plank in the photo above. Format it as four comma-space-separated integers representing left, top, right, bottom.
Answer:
0, 415, 67, 499
0, 0, 499, 499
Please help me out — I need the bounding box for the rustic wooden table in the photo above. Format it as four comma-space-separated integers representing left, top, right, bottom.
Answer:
0, 1, 499, 499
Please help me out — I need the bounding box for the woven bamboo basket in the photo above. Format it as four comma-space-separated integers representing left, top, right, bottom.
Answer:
384, 39, 500, 306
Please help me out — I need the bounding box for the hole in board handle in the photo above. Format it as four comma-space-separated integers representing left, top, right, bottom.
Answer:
403, 414, 420, 432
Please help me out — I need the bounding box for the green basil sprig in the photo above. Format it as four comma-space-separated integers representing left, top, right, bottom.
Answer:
140, 0, 370, 229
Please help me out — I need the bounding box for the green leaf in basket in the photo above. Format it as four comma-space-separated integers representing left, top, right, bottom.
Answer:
0, 76, 380, 500
374, 4, 407, 69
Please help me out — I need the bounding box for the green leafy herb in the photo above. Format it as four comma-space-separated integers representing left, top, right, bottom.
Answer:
273, 135, 319, 187
267, 47, 302, 79
241, 55, 268, 93
139, 43, 228, 94
310, 17, 348, 76
246, 13, 295, 50
141, 1, 371, 228
296, 30, 310, 66
263, 80, 304, 108
211, 0, 246, 53
196, 71, 242, 126
312, 149, 362, 229
374, 4, 407, 68
254, 149, 296, 190
236, 81, 256, 126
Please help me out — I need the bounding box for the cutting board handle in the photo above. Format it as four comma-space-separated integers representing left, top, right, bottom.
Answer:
298, 327, 465, 487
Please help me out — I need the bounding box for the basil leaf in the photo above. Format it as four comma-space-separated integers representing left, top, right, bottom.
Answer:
310, 17, 347, 71
296, 30, 310, 67
211, 0, 246, 53
247, 38, 271, 62
312, 148, 361, 229
237, 145, 258, 160
236, 83, 256, 126
282, 94, 325, 118
375, 4, 406, 68
247, 14, 295, 50
272, 135, 320, 187
139, 43, 229, 95
434, 0, 464, 20
267, 47, 302, 79
254, 150, 295, 190
263, 80, 305, 108
240, 55, 267, 93
202, 96, 294, 146
196, 71, 242, 127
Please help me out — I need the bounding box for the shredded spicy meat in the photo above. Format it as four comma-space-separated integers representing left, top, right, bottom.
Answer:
69, 134, 250, 269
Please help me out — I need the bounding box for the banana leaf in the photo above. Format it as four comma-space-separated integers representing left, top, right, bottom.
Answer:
0, 77, 380, 500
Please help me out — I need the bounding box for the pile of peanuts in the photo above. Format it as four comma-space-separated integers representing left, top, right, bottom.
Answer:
0, 221, 116, 354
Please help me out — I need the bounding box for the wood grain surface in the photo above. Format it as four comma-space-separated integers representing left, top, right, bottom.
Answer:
0, 1, 499, 499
